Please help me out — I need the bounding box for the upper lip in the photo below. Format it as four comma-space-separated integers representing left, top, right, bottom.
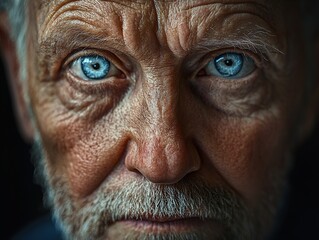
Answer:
138, 216, 188, 223
108, 215, 201, 225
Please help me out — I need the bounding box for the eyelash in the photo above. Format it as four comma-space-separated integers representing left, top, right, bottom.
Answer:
200, 49, 262, 74
186, 49, 266, 100
65, 48, 129, 71
62, 50, 130, 94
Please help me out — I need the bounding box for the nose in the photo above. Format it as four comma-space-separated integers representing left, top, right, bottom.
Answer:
125, 74, 201, 184
126, 123, 200, 184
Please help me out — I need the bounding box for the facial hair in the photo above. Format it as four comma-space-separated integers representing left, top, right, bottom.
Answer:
32, 140, 289, 240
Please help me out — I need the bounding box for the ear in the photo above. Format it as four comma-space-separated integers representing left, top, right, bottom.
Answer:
0, 11, 34, 142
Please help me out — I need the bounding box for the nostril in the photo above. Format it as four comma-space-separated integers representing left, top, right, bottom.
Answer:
124, 137, 201, 184
126, 146, 196, 185
126, 164, 141, 174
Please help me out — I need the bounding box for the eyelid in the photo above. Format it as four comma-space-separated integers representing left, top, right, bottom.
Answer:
201, 48, 263, 73
188, 48, 265, 96
184, 48, 264, 83
59, 49, 132, 95
206, 53, 255, 79
62, 49, 128, 78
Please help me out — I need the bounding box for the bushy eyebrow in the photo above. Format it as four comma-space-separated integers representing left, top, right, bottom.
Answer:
38, 24, 285, 73
196, 26, 284, 57
38, 26, 126, 56
36, 28, 124, 78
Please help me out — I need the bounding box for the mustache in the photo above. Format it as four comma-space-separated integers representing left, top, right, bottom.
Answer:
46, 174, 250, 240
32, 140, 253, 239
32, 139, 246, 225
81, 178, 246, 225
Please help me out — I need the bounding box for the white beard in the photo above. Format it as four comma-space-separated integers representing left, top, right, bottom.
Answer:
32, 140, 290, 240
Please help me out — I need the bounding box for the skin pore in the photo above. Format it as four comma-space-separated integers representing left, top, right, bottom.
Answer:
18, 0, 310, 239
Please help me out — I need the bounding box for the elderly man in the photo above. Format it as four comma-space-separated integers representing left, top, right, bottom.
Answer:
0, 0, 318, 239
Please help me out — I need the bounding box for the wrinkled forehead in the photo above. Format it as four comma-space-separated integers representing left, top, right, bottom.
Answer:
30, 0, 301, 61
33, 0, 288, 28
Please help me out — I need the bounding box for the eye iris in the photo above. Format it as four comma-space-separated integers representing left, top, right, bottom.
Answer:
215, 53, 243, 77
81, 56, 110, 80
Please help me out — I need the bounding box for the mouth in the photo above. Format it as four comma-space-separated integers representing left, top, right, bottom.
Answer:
108, 216, 221, 235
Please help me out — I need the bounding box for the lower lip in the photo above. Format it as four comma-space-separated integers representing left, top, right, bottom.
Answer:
114, 218, 217, 234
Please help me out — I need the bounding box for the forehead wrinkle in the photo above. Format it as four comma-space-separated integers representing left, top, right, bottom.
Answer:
182, 1, 277, 30
149, 0, 282, 57
36, 1, 160, 64
36, 0, 285, 62
36, 0, 146, 8
38, 0, 125, 44
181, 0, 270, 9
37, 0, 145, 30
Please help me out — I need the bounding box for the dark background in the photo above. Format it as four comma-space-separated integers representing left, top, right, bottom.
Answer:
1, 54, 319, 239
1, 56, 47, 239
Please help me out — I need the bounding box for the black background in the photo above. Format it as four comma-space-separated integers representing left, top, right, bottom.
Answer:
1, 54, 318, 239
1, 56, 47, 239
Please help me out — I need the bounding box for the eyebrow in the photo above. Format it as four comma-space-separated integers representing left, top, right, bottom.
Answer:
38, 26, 127, 55
196, 27, 284, 57
38, 24, 285, 71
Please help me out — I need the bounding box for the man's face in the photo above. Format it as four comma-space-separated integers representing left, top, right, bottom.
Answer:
25, 0, 306, 239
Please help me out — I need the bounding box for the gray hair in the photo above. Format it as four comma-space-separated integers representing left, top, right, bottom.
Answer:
0, 0, 27, 81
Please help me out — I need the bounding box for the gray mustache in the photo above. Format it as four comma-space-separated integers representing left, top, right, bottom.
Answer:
32, 139, 244, 225
86, 179, 245, 225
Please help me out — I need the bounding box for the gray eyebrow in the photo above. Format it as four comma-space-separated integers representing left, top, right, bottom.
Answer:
197, 27, 284, 57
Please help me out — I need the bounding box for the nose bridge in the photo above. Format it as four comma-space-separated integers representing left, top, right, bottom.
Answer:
125, 66, 200, 184
136, 63, 177, 134
143, 100, 181, 160
146, 91, 178, 137
144, 65, 179, 124
142, 64, 183, 152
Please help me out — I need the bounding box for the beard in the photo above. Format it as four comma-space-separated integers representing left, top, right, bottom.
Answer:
32, 140, 289, 240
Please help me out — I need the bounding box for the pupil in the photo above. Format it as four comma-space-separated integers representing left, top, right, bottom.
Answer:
224, 59, 233, 66
92, 63, 100, 70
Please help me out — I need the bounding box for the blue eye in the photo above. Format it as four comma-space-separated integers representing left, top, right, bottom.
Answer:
71, 55, 111, 81
205, 53, 256, 79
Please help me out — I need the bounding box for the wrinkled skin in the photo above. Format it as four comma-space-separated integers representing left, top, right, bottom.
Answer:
4, 0, 317, 239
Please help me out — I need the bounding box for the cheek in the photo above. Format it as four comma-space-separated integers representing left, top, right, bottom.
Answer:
31, 90, 131, 198
200, 110, 290, 202
66, 131, 128, 199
